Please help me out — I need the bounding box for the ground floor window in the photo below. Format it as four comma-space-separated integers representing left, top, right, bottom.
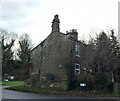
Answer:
75, 63, 80, 75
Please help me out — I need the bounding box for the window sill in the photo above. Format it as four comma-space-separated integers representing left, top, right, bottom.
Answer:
75, 55, 80, 57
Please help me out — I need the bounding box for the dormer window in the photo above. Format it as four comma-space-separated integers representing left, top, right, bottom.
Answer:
75, 44, 80, 56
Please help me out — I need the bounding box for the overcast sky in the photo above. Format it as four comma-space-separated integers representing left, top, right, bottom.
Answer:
0, 0, 119, 46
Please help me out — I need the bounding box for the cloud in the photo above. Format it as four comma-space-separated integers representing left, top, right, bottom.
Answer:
0, 0, 118, 46
0, 0, 42, 31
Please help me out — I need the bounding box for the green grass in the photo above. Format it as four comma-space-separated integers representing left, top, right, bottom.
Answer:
6, 85, 67, 95
1, 81, 24, 85
111, 93, 120, 97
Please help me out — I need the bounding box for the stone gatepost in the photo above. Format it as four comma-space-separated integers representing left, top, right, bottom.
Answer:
113, 83, 120, 94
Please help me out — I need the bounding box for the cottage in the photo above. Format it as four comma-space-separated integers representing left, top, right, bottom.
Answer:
28, 15, 89, 90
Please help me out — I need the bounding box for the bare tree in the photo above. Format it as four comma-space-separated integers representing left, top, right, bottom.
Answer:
0, 28, 17, 78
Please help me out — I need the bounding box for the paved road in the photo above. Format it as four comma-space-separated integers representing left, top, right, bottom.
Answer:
2, 86, 86, 99
2, 86, 120, 101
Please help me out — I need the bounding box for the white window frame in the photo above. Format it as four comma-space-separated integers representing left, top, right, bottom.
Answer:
75, 63, 80, 75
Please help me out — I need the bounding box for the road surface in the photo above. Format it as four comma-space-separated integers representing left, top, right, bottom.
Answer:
2, 86, 119, 101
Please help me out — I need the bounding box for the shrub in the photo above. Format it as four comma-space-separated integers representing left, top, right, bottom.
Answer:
106, 82, 114, 93
94, 73, 108, 91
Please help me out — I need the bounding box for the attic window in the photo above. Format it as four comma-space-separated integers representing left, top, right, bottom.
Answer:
75, 63, 80, 75
75, 44, 80, 56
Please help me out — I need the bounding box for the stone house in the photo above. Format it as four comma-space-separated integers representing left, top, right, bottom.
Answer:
28, 15, 90, 90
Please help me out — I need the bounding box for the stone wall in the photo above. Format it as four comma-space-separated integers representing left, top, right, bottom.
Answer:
29, 15, 88, 89
30, 32, 72, 89
30, 31, 87, 89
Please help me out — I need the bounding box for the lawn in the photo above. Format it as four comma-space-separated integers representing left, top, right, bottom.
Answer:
0, 81, 24, 85
6, 85, 67, 95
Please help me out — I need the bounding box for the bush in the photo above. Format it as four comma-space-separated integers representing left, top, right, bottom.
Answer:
94, 73, 108, 91
86, 81, 94, 90
106, 82, 114, 93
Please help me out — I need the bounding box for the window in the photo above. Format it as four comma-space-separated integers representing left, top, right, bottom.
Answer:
75, 63, 80, 75
75, 44, 80, 56
83, 68, 87, 74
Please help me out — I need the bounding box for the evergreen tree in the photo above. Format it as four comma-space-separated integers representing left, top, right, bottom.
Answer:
17, 33, 32, 77
110, 30, 120, 83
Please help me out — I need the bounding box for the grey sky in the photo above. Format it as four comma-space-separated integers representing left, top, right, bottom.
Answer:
0, 0, 41, 30
0, 0, 119, 46
118, 1, 120, 41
